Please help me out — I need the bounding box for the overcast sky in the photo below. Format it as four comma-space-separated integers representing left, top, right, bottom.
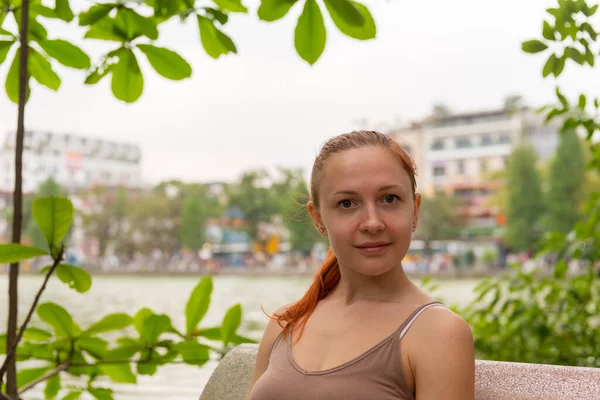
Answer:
1, 0, 597, 185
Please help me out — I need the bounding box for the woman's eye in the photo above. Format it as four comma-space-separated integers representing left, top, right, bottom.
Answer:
339, 200, 353, 209
384, 195, 398, 204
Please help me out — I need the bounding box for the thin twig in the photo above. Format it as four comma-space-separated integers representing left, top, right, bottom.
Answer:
17, 364, 68, 396
0, 250, 64, 381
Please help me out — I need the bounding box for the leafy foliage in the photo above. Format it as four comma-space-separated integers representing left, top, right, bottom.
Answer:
0, 0, 378, 104
453, 0, 600, 369
505, 146, 544, 252
0, 196, 255, 398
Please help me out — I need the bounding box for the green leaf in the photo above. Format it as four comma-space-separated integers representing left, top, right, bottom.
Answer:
89, 387, 114, 400
142, 314, 172, 344
196, 326, 221, 340
85, 313, 132, 335
153, 0, 181, 18
221, 303, 242, 346
55, 264, 92, 293
29, 47, 61, 91
84, 18, 128, 42
23, 327, 52, 341
522, 39, 548, 54
585, 4, 599, 16
565, 47, 583, 65
295, 0, 326, 65
323, 0, 363, 25
5, 48, 30, 104
197, 15, 237, 59
17, 366, 51, 389
111, 48, 144, 103
581, 22, 597, 41
133, 308, 153, 336
137, 44, 192, 80
578, 94, 586, 109
39, 39, 91, 69
28, 17, 49, 41
31, 4, 57, 19
98, 363, 136, 384
0, 40, 12, 64
79, 4, 116, 26
204, 8, 228, 24
62, 391, 82, 400
0, 244, 48, 263
85, 64, 114, 85
32, 197, 73, 250
185, 276, 213, 334
55, 0, 74, 22
121, 8, 159, 40
37, 302, 74, 337
231, 334, 257, 345
175, 340, 210, 366
324, 0, 374, 40
542, 20, 555, 40
553, 54, 566, 76
584, 47, 594, 66
554, 260, 568, 279
0, 334, 5, 355
136, 350, 160, 375
45, 374, 61, 399
76, 336, 108, 357
258, 0, 298, 21
212, 0, 248, 13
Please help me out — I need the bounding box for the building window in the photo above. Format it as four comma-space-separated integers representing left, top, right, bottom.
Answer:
433, 166, 446, 176
431, 140, 445, 150
457, 160, 465, 175
498, 133, 511, 144
481, 135, 493, 146
455, 137, 472, 148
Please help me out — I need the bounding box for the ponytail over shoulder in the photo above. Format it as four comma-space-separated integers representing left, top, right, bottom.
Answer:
269, 248, 340, 342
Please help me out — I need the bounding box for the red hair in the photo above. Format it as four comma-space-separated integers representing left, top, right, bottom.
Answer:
268, 130, 417, 341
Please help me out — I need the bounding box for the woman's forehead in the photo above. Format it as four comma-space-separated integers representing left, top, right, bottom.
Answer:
319, 148, 412, 194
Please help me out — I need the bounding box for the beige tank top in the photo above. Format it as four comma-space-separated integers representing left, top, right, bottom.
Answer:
248, 301, 445, 400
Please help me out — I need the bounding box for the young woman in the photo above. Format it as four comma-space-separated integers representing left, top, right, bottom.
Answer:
246, 130, 475, 399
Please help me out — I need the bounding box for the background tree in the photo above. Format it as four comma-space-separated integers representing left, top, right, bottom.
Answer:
415, 191, 457, 260
504, 94, 524, 113
544, 129, 586, 234
271, 167, 323, 255
227, 170, 275, 249
505, 146, 544, 252
430, 103, 452, 119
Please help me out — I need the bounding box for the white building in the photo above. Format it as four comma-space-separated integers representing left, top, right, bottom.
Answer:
421, 108, 559, 235
0, 130, 143, 193
388, 122, 426, 192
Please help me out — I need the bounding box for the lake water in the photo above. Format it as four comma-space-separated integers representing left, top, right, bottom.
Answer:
0, 274, 480, 399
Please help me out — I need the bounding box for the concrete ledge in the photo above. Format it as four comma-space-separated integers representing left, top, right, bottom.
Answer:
199, 344, 600, 400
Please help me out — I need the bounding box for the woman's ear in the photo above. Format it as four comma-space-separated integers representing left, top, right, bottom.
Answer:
308, 201, 327, 236
412, 193, 421, 232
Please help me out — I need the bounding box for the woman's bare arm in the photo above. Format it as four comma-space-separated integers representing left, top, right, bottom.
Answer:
411, 308, 475, 400
244, 306, 289, 400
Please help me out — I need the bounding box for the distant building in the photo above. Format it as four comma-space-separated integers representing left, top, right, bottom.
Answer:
0, 130, 143, 194
388, 122, 426, 192
421, 108, 559, 237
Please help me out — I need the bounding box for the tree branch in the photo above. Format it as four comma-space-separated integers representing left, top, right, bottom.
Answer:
17, 363, 68, 396
0, 250, 63, 382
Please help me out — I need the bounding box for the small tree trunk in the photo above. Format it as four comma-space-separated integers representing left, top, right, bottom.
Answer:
5, 0, 30, 398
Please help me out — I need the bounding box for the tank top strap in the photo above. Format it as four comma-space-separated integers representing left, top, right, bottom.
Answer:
396, 301, 446, 340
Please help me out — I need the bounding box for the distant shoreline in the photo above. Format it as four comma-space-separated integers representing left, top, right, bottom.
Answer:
6, 267, 503, 280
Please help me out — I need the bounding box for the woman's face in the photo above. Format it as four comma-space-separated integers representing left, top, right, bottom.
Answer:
309, 146, 420, 277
